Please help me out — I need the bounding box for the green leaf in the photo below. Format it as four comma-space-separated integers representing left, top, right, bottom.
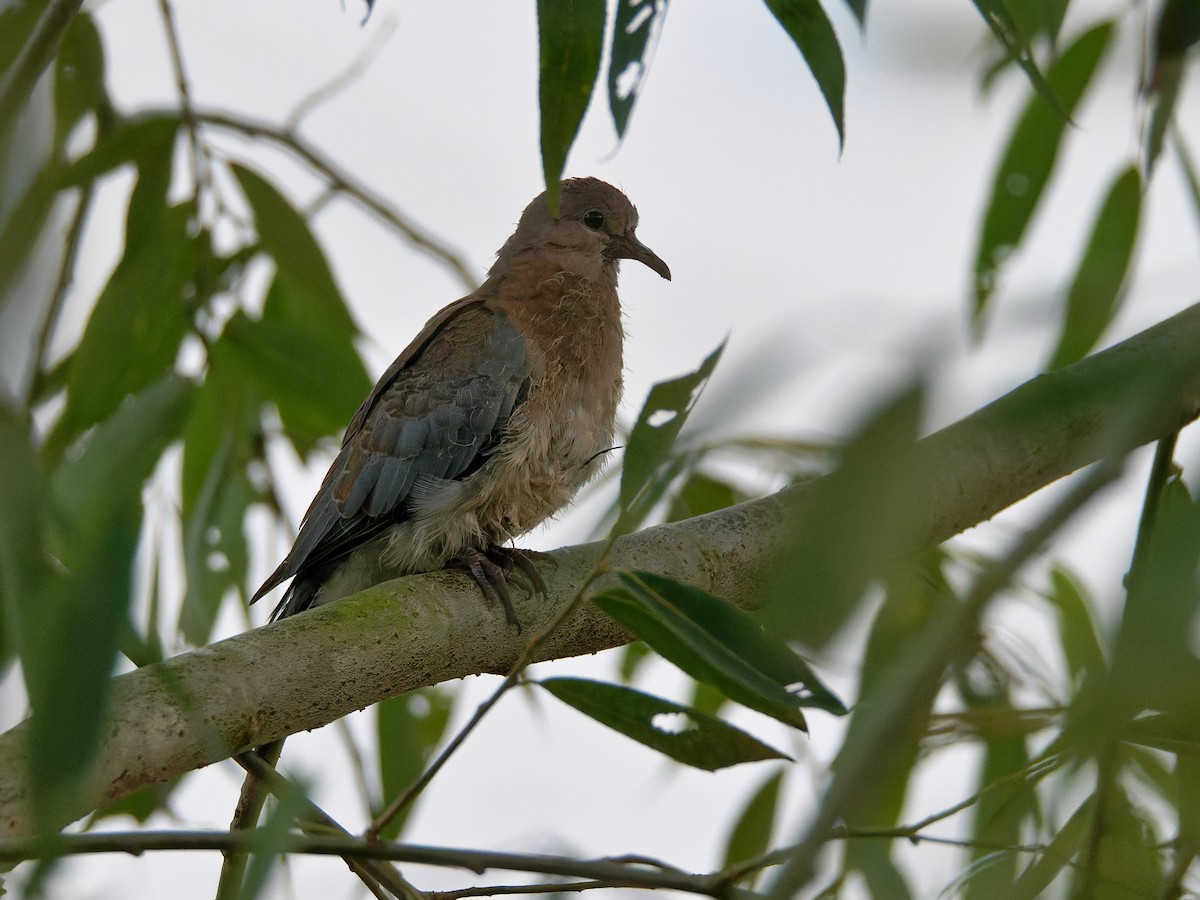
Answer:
53, 13, 107, 150
231, 162, 358, 344
971, 22, 1114, 321
1070, 784, 1162, 900
759, 383, 925, 649
375, 688, 453, 840
60, 114, 181, 188
177, 326, 270, 644
0, 401, 51, 669
222, 307, 372, 456
762, 0, 846, 149
607, 0, 668, 139
47, 202, 198, 458
1043, 567, 1106, 686
595, 570, 846, 727
26, 375, 193, 831
1011, 796, 1093, 899
971, 0, 1064, 118
0, 168, 58, 318
1143, 0, 1197, 173
238, 772, 311, 900
666, 470, 742, 523
723, 770, 784, 869
1047, 166, 1142, 369
537, 0, 606, 212
540, 677, 788, 771
615, 339, 724, 535
841, 0, 867, 27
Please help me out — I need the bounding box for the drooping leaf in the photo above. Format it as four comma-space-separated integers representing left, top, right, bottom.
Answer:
540, 677, 789, 771
665, 470, 743, 523
375, 688, 453, 840
26, 375, 194, 831
221, 306, 372, 456
1145, 0, 1200, 170
762, 0, 846, 149
537, 0, 606, 212
1070, 783, 1162, 900
47, 202, 198, 458
607, 0, 668, 139
1047, 166, 1142, 369
723, 770, 785, 870
1043, 567, 1106, 686
971, 22, 1114, 321
1011, 796, 1093, 899
0, 169, 59, 318
60, 114, 181, 189
758, 382, 925, 649
595, 569, 846, 727
53, 13, 107, 151
615, 340, 724, 535
231, 162, 359, 344
841, 0, 867, 27
971, 0, 1064, 118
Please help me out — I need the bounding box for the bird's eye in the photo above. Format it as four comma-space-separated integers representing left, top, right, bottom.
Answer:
582, 208, 605, 230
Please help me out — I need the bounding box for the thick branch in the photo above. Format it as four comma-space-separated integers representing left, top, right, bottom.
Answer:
3, 301, 1200, 837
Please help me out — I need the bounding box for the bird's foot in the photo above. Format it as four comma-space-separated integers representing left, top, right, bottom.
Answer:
456, 546, 554, 630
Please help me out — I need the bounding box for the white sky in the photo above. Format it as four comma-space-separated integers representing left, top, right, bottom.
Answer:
12, 0, 1200, 896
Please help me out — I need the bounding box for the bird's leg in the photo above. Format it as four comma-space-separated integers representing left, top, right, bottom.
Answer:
487, 545, 553, 596
460, 547, 522, 629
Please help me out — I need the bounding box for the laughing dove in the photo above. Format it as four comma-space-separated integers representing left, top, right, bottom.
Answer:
252, 177, 671, 624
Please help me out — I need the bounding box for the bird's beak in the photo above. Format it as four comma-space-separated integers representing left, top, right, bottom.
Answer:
609, 233, 672, 281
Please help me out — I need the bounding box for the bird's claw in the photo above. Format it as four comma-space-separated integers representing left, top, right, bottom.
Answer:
457, 546, 553, 630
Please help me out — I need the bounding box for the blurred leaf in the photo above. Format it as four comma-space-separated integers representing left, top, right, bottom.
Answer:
595, 570, 846, 727
47, 202, 198, 459
60, 114, 181, 188
666, 470, 743, 523
971, 0, 1064, 117
238, 772, 310, 900
0, 402, 51, 669
222, 307, 371, 456
26, 375, 193, 830
53, 13, 107, 150
689, 677, 729, 718
1145, 0, 1200, 169
0, 168, 58, 317
179, 346, 260, 644
89, 779, 179, 826
759, 383, 924, 649
723, 769, 784, 870
841, 0, 867, 27
231, 162, 358, 344
540, 677, 788, 771
1070, 783, 1162, 900
608, 0, 668, 139
1175, 133, 1200, 245
1011, 796, 1092, 899
1176, 755, 1200, 847
375, 688, 453, 840
1047, 166, 1142, 369
615, 340, 724, 535
1044, 567, 1106, 687
616, 639, 653, 683
972, 22, 1114, 321
762, 0, 846, 149
537, 0, 606, 212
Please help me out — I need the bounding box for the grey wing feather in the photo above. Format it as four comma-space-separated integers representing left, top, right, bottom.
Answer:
252, 306, 532, 607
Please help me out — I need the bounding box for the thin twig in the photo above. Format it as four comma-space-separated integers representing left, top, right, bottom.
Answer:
155, 0, 210, 224
427, 879, 607, 899
284, 17, 398, 130
0, 829, 738, 897
367, 539, 617, 838
189, 108, 478, 290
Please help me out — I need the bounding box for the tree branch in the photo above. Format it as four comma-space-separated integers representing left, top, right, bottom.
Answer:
3, 301, 1200, 838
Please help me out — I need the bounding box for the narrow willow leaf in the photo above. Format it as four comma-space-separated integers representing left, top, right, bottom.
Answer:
60, 115, 181, 187
53, 13, 107, 151
971, 22, 1114, 321
48, 202, 197, 457
759, 383, 924, 649
231, 162, 358, 343
1069, 785, 1162, 900
540, 677, 788, 771
1011, 797, 1093, 899
375, 688, 453, 839
723, 770, 784, 869
1047, 166, 1142, 369
1146, 0, 1200, 170
1044, 567, 1106, 685
537, 0, 606, 212
28, 375, 193, 831
615, 340, 724, 535
841, 0, 867, 27
608, 0, 668, 139
971, 0, 1064, 118
665, 470, 742, 522
762, 0, 846, 149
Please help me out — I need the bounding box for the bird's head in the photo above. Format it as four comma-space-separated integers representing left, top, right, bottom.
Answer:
494, 177, 671, 284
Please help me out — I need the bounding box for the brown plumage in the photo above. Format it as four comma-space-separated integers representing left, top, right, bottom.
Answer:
253, 177, 671, 622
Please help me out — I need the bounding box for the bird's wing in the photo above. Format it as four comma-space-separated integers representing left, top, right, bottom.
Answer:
252, 300, 532, 603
